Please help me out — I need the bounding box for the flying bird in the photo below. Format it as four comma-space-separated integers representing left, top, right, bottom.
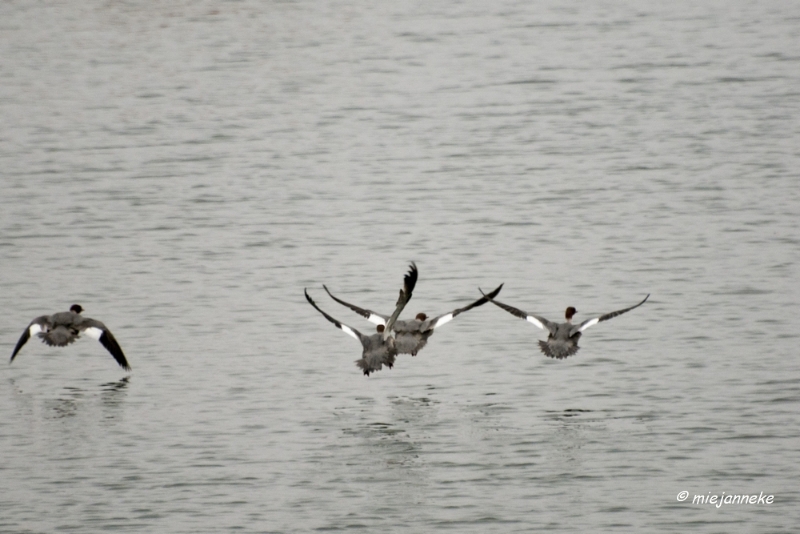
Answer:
306, 263, 417, 375
324, 283, 504, 356
481, 291, 649, 359
11, 304, 130, 370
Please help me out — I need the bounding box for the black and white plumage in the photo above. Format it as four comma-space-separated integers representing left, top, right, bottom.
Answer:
305, 290, 397, 376
305, 263, 418, 376
481, 292, 650, 359
324, 283, 504, 356
10, 304, 131, 371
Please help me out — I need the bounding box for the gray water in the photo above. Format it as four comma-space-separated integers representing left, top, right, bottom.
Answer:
1, 1, 799, 532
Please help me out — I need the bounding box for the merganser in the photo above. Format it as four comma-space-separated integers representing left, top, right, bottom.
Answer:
480, 291, 650, 359
305, 263, 417, 375
10, 305, 131, 371
324, 283, 504, 356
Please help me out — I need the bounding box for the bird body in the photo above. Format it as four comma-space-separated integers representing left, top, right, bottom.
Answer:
482, 292, 650, 359
324, 283, 503, 356
11, 305, 130, 370
305, 263, 417, 375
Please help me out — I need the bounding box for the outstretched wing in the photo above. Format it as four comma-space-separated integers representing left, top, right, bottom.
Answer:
323, 285, 389, 326
480, 289, 558, 335
571, 294, 650, 335
306, 289, 367, 346
422, 283, 504, 331
10, 316, 49, 363
384, 262, 418, 339
81, 319, 131, 371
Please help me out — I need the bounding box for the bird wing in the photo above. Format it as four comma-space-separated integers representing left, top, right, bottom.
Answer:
80, 318, 131, 371
571, 294, 650, 335
422, 283, 504, 331
10, 316, 49, 363
383, 262, 418, 339
480, 289, 558, 334
323, 285, 389, 326
306, 289, 367, 345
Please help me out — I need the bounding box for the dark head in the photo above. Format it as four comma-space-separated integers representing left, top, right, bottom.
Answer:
377, 324, 385, 333
415, 312, 427, 321
565, 306, 577, 321
70, 304, 84, 314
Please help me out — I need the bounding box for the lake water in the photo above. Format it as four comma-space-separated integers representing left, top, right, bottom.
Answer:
1, 1, 798, 532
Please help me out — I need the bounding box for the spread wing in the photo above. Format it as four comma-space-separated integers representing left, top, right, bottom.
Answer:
10, 316, 49, 363
479, 289, 558, 335
306, 289, 367, 346
383, 262, 418, 339
422, 283, 504, 331
323, 285, 389, 326
80, 318, 131, 371
571, 294, 650, 335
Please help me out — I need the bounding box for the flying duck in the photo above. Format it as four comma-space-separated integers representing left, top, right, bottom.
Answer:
324, 282, 504, 356
306, 263, 417, 375
10, 304, 131, 370
480, 291, 650, 359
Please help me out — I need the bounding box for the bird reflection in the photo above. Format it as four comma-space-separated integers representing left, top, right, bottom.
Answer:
42, 377, 130, 419
100, 376, 130, 393
100, 376, 130, 414
48, 387, 84, 419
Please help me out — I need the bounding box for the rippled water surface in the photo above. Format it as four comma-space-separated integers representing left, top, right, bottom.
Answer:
2, 1, 799, 532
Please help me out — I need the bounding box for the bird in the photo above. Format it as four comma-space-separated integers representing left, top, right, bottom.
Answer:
10, 304, 131, 370
324, 282, 504, 356
305, 263, 417, 376
480, 291, 649, 359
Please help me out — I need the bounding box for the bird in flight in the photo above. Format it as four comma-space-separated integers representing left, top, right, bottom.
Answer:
480, 291, 649, 359
306, 263, 417, 375
11, 304, 130, 370
324, 282, 504, 356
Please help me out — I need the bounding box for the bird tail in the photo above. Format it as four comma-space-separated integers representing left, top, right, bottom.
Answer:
355, 352, 396, 376
538, 340, 580, 360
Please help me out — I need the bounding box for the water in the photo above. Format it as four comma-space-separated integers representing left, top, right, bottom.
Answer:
1, 1, 799, 532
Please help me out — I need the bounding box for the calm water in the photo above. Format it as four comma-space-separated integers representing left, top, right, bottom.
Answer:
1, 1, 799, 532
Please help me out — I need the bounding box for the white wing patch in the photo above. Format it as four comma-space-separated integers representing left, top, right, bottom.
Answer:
339, 324, 359, 341
83, 326, 104, 340
368, 314, 386, 326
577, 318, 600, 333
526, 316, 545, 330
29, 323, 44, 336
432, 313, 454, 329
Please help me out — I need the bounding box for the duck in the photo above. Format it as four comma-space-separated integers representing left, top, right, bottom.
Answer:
10, 304, 131, 370
324, 282, 504, 356
305, 263, 417, 375
480, 291, 649, 359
